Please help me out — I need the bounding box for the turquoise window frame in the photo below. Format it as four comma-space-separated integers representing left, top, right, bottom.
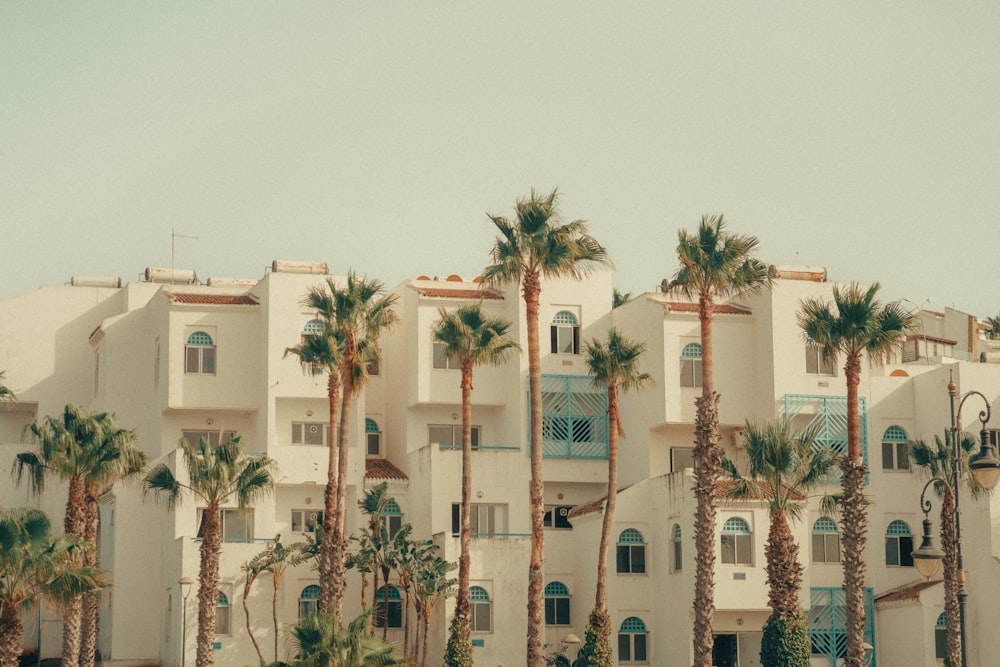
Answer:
539, 374, 609, 459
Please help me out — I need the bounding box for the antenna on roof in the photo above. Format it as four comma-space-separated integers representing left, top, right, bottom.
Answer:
171, 228, 199, 285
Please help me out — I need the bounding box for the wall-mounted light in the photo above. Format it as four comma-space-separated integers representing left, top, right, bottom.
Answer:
206, 418, 214, 426
306, 410, 313, 417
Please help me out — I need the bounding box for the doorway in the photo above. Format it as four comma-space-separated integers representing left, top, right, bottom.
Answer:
713, 633, 738, 667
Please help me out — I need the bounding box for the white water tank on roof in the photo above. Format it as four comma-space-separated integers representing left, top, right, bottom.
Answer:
70, 276, 122, 288
206, 277, 258, 287
144, 267, 197, 284
271, 260, 329, 275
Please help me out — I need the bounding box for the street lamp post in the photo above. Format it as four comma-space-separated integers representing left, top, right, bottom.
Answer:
179, 577, 193, 667
910, 373, 995, 667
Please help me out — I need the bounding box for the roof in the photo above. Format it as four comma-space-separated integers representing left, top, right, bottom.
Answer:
664, 302, 751, 316
164, 292, 259, 306
907, 333, 958, 346
411, 286, 503, 300
568, 495, 606, 519
875, 579, 940, 605
365, 458, 408, 481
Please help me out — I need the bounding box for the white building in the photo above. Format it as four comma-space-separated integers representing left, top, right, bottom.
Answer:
2, 262, 999, 667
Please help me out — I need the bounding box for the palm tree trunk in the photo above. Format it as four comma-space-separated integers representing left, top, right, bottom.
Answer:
62, 476, 87, 667
595, 385, 620, 612
840, 353, 868, 667
332, 341, 356, 625
693, 295, 722, 667
272, 578, 280, 662
242, 576, 265, 665
196, 507, 221, 667
80, 487, 100, 667
523, 276, 545, 667
0, 602, 23, 667
453, 362, 474, 649
765, 511, 803, 618
421, 609, 431, 667
380, 565, 391, 640
941, 487, 961, 667
319, 374, 340, 614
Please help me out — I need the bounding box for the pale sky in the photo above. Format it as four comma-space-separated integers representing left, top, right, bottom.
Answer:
3, 3, 999, 315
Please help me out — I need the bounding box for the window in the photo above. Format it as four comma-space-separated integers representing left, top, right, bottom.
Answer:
671, 448, 694, 473
721, 517, 752, 566
298, 584, 320, 619
382, 500, 403, 540
291, 509, 324, 534
541, 375, 609, 459
885, 520, 913, 567
292, 422, 328, 446
680, 343, 703, 387
182, 430, 238, 451
429, 424, 482, 449
618, 617, 648, 663
366, 419, 382, 457
433, 342, 458, 370
302, 319, 324, 337
671, 524, 683, 572
616, 528, 646, 574
881, 425, 910, 471
935, 612, 947, 660
550, 311, 580, 354
544, 581, 570, 626
216, 591, 231, 635
197, 508, 253, 542
812, 517, 841, 563
374, 585, 403, 628
185, 331, 216, 375
806, 346, 836, 375
470, 586, 492, 632
451, 503, 508, 537
543, 505, 574, 530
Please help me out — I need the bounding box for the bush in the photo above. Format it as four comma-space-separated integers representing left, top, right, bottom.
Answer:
760, 614, 810, 667
574, 609, 612, 667
443, 614, 474, 667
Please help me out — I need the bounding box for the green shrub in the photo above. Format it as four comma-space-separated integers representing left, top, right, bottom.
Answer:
760, 614, 810, 667
574, 609, 612, 667
443, 614, 474, 667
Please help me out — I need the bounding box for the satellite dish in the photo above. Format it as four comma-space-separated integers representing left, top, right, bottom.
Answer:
660, 279, 670, 293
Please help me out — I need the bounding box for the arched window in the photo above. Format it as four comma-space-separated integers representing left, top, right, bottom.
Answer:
216, 591, 231, 635
885, 520, 913, 567
470, 586, 492, 632
382, 499, 403, 540
185, 331, 216, 375
935, 612, 947, 659
671, 524, 683, 572
374, 585, 403, 628
551, 311, 580, 355
882, 425, 910, 471
544, 581, 570, 626
366, 418, 382, 458
298, 584, 320, 618
812, 517, 841, 563
302, 319, 324, 335
616, 528, 646, 574
618, 617, 648, 663
680, 343, 702, 387
721, 517, 752, 565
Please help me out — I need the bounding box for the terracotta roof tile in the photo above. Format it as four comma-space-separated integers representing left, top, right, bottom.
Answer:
875, 579, 939, 605
412, 286, 503, 300
164, 292, 258, 306
665, 302, 751, 315
365, 458, 408, 481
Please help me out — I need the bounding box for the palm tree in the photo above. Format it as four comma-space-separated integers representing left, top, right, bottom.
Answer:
985, 314, 1000, 340
270, 610, 401, 667
408, 544, 456, 667
264, 535, 308, 662
241, 550, 269, 664
0, 371, 14, 404
433, 303, 518, 664
580, 327, 650, 662
286, 293, 344, 615
910, 431, 983, 667
665, 215, 773, 667
328, 271, 399, 623
0, 508, 104, 667
612, 288, 632, 309
15, 406, 143, 667
142, 435, 274, 667
798, 282, 914, 667
482, 188, 610, 666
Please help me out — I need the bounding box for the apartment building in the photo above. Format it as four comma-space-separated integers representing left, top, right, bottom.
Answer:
1, 262, 999, 667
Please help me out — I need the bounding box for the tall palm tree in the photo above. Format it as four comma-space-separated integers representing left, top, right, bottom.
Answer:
263, 535, 308, 662
0, 508, 104, 667
142, 435, 274, 667
482, 188, 609, 666
241, 550, 269, 664
286, 293, 345, 615
581, 327, 650, 660
910, 431, 983, 667
15, 406, 143, 667
270, 610, 401, 667
798, 282, 914, 667
433, 303, 518, 664
328, 271, 399, 623
665, 215, 773, 667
